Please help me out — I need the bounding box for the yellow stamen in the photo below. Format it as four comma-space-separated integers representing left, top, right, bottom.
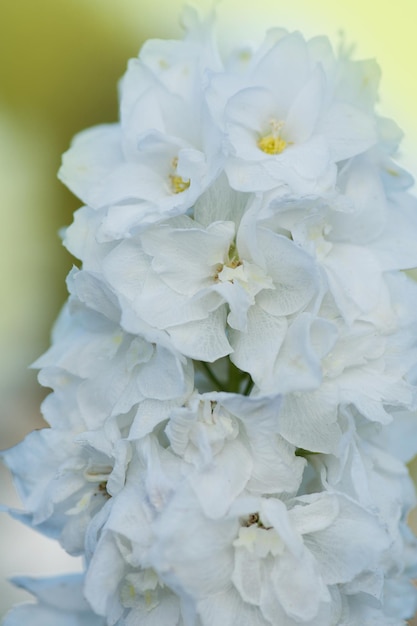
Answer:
170, 174, 190, 194
258, 134, 287, 155
169, 157, 190, 194
258, 118, 289, 155
144, 590, 154, 609
213, 242, 242, 282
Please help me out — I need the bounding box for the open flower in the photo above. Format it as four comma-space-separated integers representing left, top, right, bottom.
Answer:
208, 31, 377, 195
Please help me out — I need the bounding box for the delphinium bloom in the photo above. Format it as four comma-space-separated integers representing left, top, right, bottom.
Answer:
3, 7, 417, 625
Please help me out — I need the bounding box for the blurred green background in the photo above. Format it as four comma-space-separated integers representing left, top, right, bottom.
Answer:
1, 0, 417, 621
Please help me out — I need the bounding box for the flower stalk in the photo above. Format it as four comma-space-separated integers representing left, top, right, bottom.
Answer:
3, 8, 417, 625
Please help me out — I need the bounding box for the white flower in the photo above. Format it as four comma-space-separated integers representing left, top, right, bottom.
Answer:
58, 9, 223, 240
83, 442, 185, 624
207, 31, 377, 195
1, 283, 193, 554
102, 181, 321, 372
149, 476, 392, 625
165, 392, 305, 515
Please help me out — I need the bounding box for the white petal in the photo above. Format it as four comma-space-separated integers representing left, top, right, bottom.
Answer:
319, 102, 377, 161
278, 385, 341, 453
189, 439, 252, 518
58, 124, 123, 208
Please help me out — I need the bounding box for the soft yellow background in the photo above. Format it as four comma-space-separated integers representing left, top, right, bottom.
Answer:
1, 0, 416, 621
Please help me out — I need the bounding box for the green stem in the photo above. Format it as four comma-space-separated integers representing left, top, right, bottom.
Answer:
242, 375, 254, 396
295, 448, 319, 458
228, 360, 244, 393
200, 361, 223, 391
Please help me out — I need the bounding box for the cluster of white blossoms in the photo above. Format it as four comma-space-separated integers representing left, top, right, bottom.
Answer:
4, 8, 417, 625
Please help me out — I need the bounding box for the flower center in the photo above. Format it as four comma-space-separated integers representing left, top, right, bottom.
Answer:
258, 119, 288, 155
243, 512, 271, 529
234, 513, 283, 557
169, 157, 190, 194
96, 480, 111, 500
214, 242, 242, 282
120, 569, 161, 610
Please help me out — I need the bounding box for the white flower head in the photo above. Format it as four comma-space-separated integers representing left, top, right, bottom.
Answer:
4, 8, 417, 626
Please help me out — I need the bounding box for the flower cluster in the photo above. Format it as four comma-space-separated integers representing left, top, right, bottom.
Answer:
4, 8, 417, 625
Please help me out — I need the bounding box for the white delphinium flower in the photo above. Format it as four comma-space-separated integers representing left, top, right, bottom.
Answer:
274, 277, 417, 453
3, 8, 417, 626
305, 412, 417, 623
80, 393, 411, 625
58, 10, 223, 240
148, 473, 393, 625
259, 157, 417, 322
207, 29, 377, 195
2, 282, 193, 555
101, 180, 322, 366
164, 393, 305, 508
82, 448, 186, 625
